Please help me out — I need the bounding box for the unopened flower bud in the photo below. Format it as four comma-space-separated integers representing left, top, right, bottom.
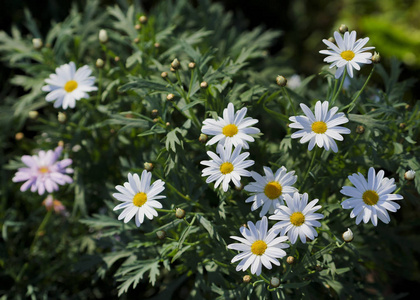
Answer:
28, 110, 39, 119
286, 256, 295, 265
151, 109, 158, 118
342, 228, 354, 242
175, 208, 186, 219
188, 62, 196, 69
199, 133, 208, 143
139, 15, 148, 24
171, 58, 180, 69
161, 71, 168, 78
243, 275, 251, 283
165, 122, 171, 127
399, 123, 406, 129
404, 170, 416, 181
372, 52, 381, 64
355, 125, 365, 134
327, 37, 335, 43
200, 81, 208, 88
15, 132, 24, 140
154, 42, 160, 48
144, 162, 154, 171
32, 38, 43, 50
339, 24, 348, 33
153, 118, 158, 123
276, 75, 287, 87
114, 56, 120, 62
270, 277, 280, 288
58, 112, 67, 123
170, 67, 176, 72
134, 24, 141, 30
133, 38, 140, 43
167, 93, 175, 101
72, 144, 82, 152
58, 140, 64, 147
99, 29, 108, 43
156, 230, 166, 240
96, 58, 104, 68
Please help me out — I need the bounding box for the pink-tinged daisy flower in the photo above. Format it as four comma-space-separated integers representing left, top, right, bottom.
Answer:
112, 171, 165, 227
319, 31, 375, 79
42, 62, 97, 109
12, 146, 73, 195
340, 167, 403, 226
227, 216, 289, 276
42, 195, 69, 216
201, 103, 260, 149
289, 101, 351, 152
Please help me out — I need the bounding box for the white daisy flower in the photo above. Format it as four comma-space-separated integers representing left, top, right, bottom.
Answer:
227, 216, 289, 276
269, 192, 324, 244
201, 103, 260, 149
42, 62, 97, 109
244, 166, 298, 217
340, 167, 403, 226
112, 171, 165, 227
289, 101, 351, 152
319, 31, 375, 79
201, 143, 254, 192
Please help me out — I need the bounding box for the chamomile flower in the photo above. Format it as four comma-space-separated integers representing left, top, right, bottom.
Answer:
289, 101, 351, 152
227, 216, 289, 276
320, 31, 375, 79
201, 143, 254, 192
12, 146, 73, 195
244, 166, 298, 217
201, 103, 260, 149
112, 171, 165, 227
340, 167, 403, 226
42, 62, 97, 109
269, 192, 324, 244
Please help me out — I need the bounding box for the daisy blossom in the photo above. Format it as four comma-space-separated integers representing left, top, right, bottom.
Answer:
227, 216, 289, 276
201, 143, 254, 192
113, 171, 165, 227
42, 62, 97, 109
289, 101, 351, 152
244, 166, 298, 217
201, 103, 260, 149
12, 146, 73, 195
320, 31, 375, 79
340, 167, 403, 226
269, 192, 324, 244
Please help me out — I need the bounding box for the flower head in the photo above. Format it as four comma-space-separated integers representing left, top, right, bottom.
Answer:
43, 195, 68, 216
42, 62, 97, 109
269, 192, 324, 244
320, 31, 375, 79
113, 171, 165, 227
201, 103, 260, 149
227, 216, 289, 276
340, 167, 403, 226
244, 166, 298, 217
12, 146, 73, 195
201, 143, 254, 192
289, 101, 351, 152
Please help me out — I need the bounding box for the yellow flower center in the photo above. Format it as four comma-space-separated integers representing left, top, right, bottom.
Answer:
264, 181, 282, 199
290, 212, 305, 226
340, 50, 355, 61
311, 121, 327, 134
251, 240, 267, 256
222, 124, 239, 137
362, 190, 379, 206
39, 167, 49, 173
132, 192, 147, 207
220, 162, 234, 174
64, 80, 78, 93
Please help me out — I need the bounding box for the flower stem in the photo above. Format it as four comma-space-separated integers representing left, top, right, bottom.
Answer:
330, 72, 346, 106
343, 66, 375, 113
299, 148, 318, 190
282, 87, 296, 116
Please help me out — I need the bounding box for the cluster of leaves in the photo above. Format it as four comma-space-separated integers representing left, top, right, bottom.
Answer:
0, 0, 419, 299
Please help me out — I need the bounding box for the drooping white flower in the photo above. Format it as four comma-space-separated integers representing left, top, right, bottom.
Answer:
244, 166, 298, 217
113, 171, 165, 227
269, 192, 324, 244
201, 103, 260, 149
227, 216, 289, 276
289, 101, 351, 152
340, 167, 403, 226
319, 31, 375, 79
42, 62, 97, 109
201, 143, 254, 192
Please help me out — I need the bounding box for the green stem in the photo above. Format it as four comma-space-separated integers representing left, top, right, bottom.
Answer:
282, 87, 296, 116
155, 208, 175, 214
29, 209, 53, 254
299, 148, 318, 190
155, 173, 191, 202
330, 72, 346, 106
343, 66, 375, 113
